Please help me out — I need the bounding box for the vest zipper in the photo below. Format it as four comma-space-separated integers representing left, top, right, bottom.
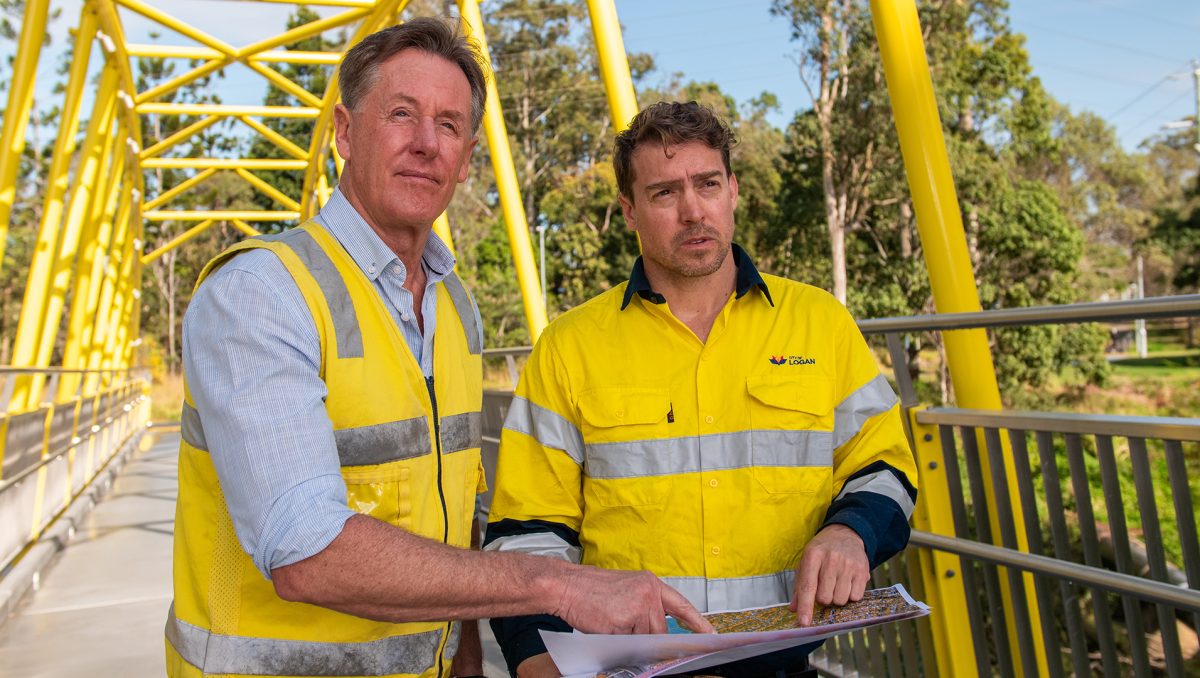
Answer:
426, 375, 450, 545
426, 374, 451, 676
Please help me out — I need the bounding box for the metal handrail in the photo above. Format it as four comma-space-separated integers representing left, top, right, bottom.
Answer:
857, 294, 1200, 334
0, 367, 146, 375
480, 295, 1200, 357
0, 393, 146, 496
910, 530, 1200, 614
916, 407, 1200, 442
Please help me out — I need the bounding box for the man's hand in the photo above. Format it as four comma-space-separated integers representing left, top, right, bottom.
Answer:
516, 652, 560, 678
551, 566, 714, 635
790, 524, 870, 626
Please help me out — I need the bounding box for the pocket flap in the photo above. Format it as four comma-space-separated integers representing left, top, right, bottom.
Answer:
578, 387, 670, 428
746, 376, 833, 416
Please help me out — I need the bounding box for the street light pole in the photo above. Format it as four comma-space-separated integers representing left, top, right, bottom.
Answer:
539, 224, 547, 313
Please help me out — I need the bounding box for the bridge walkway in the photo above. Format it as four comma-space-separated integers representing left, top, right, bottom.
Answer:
0, 431, 508, 677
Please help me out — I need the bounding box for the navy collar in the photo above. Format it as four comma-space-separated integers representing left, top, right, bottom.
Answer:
620, 243, 774, 310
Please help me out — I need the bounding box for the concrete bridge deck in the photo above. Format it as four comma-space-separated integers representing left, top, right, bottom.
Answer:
0, 432, 508, 677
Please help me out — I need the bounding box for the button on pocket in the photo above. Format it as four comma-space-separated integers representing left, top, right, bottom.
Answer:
578, 387, 672, 507
746, 376, 834, 494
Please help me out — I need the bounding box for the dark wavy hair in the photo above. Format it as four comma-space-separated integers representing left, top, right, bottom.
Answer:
613, 101, 736, 201
339, 17, 488, 133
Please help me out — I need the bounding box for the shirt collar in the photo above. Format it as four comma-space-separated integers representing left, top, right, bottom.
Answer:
619, 243, 774, 310
315, 187, 457, 283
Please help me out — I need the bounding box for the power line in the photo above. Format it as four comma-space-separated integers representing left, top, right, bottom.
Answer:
1011, 19, 1185, 66
1124, 89, 1192, 137
1106, 72, 1179, 120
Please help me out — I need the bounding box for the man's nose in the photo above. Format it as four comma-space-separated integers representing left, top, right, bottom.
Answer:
411, 117, 439, 156
678, 187, 703, 224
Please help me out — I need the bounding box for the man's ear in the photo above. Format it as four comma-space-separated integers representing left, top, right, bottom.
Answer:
333, 103, 352, 161
730, 172, 739, 211
620, 193, 637, 232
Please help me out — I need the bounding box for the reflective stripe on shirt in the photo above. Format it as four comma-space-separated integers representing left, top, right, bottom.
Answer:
660, 570, 796, 613
584, 430, 833, 479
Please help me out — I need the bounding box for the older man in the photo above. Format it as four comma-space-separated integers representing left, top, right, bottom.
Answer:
167, 20, 708, 678
486, 102, 919, 677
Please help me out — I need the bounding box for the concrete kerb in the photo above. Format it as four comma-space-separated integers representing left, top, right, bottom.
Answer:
0, 426, 146, 624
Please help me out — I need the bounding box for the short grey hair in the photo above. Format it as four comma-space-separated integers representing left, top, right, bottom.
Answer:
339, 17, 488, 133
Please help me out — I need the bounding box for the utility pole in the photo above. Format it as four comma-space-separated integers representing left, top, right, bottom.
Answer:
1193, 60, 1199, 153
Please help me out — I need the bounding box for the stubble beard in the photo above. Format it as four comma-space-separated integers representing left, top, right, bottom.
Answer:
652, 225, 730, 279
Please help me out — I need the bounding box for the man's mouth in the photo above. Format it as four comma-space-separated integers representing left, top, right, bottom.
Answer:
398, 171, 439, 184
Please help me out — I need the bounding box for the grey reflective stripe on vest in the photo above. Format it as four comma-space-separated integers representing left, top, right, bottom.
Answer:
166, 603, 440, 676
440, 412, 482, 454
836, 468, 915, 518
180, 402, 208, 451
661, 570, 795, 613
442, 621, 460, 661
442, 272, 481, 355
258, 228, 364, 360
832, 374, 898, 449
484, 531, 582, 563
334, 416, 431, 467
585, 430, 833, 479
503, 396, 585, 465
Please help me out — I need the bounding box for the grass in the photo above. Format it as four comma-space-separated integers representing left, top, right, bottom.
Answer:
150, 371, 184, 423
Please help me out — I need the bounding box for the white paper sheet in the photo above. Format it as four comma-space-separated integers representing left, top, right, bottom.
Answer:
543, 583, 929, 678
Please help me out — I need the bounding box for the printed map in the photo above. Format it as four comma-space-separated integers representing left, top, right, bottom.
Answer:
703, 586, 924, 634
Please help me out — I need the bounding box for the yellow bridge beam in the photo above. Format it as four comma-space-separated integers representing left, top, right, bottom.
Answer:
0, 0, 51, 269
459, 0, 548, 340
871, 1, 1048, 675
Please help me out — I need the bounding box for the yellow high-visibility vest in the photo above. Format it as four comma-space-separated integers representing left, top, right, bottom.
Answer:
167, 222, 484, 678
489, 272, 916, 612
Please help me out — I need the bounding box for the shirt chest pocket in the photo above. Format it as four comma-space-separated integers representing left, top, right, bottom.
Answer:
746, 376, 834, 494
578, 387, 672, 507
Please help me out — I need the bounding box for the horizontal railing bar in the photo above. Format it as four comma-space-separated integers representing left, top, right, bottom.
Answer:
0, 367, 145, 375
910, 530, 1200, 613
0, 395, 144, 496
856, 295, 1200, 333
916, 408, 1200, 441
482, 347, 534, 358
481, 296, 1200, 359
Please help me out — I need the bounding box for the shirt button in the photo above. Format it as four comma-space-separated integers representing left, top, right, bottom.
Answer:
708, 479, 719, 488
391, 265, 402, 276
400, 312, 411, 322
711, 546, 721, 556
705, 415, 714, 424
367, 264, 376, 274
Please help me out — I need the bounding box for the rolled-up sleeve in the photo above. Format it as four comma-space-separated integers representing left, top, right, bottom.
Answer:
182, 249, 356, 579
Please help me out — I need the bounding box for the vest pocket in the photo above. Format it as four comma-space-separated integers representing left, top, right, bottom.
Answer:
747, 376, 834, 494
343, 466, 412, 529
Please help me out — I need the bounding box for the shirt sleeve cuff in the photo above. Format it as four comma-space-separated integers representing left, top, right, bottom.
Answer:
253, 474, 357, 579
489, 614, 572, 677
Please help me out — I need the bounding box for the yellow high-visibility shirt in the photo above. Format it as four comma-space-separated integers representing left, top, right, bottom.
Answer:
487, 247, 917, 618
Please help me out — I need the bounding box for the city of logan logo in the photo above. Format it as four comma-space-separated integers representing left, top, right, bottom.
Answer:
769, 355, 816, 366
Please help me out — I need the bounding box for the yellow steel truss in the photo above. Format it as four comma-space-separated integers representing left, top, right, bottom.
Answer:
2, 0, 575, 468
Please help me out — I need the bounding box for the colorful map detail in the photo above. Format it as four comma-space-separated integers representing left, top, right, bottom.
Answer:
703, 586, 924, 634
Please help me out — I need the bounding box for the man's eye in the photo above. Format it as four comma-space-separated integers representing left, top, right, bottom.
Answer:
654, 189, 672, 198
441, 122, 459, 133
392, 109, 409, 118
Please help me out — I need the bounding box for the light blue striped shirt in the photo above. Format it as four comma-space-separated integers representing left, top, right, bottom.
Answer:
182, 187, 480, 578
